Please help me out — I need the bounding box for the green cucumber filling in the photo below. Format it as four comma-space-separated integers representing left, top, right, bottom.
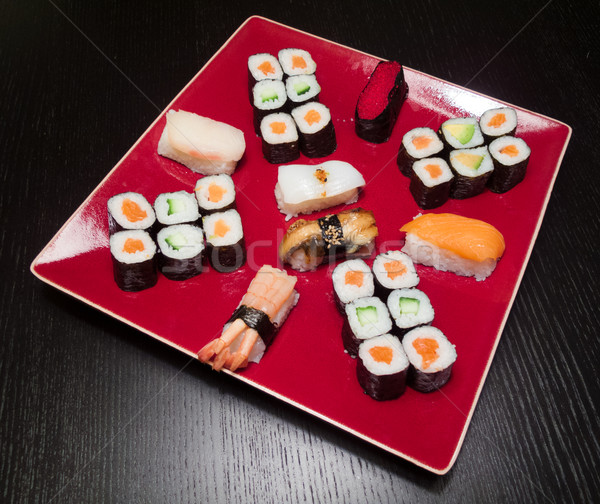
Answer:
356, 306, 378, 327
399, 297, 420, 315
167, 198, 186, 215
165, 232, 187, 250
261, 89, 279, 103
293, 81, 311, 96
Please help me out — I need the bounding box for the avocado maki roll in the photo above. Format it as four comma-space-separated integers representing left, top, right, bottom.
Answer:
247, 53, 283, 101
387, 288, 434, 338
342, 296, 393, 357
154, 191, 200, 228
448, 146, 494, 199
290, 102, 336, 158
479, 107, 517, 143
194, 174, 236, 215
203, 209, 245, 272
156, 224, 205, 281
438, 117, 484, 151
332, 259, 374, 313
109, 230, 158, 291
409, 157, 454, 209
107, 192, 156, 235
397, 127, 444, 176
252, 79, 287, 136
260, 112, 299, 164
487, 136, 531, 193
372, 250, 419, 299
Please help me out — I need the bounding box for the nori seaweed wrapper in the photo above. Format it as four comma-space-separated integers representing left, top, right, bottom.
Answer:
261, 138, 299, 164
298, 121, 337, 158
111, 256, 157, 292
318, 213, 345, 258
341, 316, 362, 357
207, 237, 246, 273
408, 364, 453, 393
482, 125, 516, 145
409, 173, 452, 209
158, 251, 204, 281
227, 305, 277, 347
396, 148, 417, 177
487, 156, 528, 193
356, 356, 408, 401
108, 213, 157, 236
285, 92, 320, 113
450, 171, 491, 199
253, 105, 286, 137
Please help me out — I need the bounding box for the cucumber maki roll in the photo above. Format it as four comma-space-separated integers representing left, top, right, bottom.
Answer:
487, 136, 531, 193
332, 259, 374, 313
252, 79, 287, 136
290, 102, 336, 158
342, 296, 393, 357
357, 334, 409, 401
479, 107, 517, 143
247, 53, 283, 101
278, 48, 317, 78
355, 61, 408, 144
109, 230, 158, 291
156, 224, 205, 281
387, 288, 434, 338
402, 326, 457, 393
194, 174, 236, 215
397, 127, 444, 176
438, 117, 484, 151
448, 146, 494, 199
285, 74, 321, 109
372, 250, 419, 299
409, 157, 454, 209
260, 112, 299, 164
203, 209, 245, 272
107, 192, 156, 235
154, 191, 200, 228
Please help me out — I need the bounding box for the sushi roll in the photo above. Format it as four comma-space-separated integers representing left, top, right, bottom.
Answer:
387, 288, 434, 338
157, 110, 245, 176
109, 230, 157, 291
156, 224, 205, 281
198, 265, 299, 372
332, 259, 374, 313
247, 53, 283, 100
402, 326, 457, 393
252, 79, 287, 136
260, 112, 300, 164
356, 334, 409, 401
194, 174, 236, 215
355, 61, 409, 144
107, 192, 156, 235
448, 146, 494, 199
487, 136, 531, 193
479, 107, 517, 143
275, 161, 365, 220
154, 191, 200, 228
396, 127, 444, 177
409, 157, 454, 209
342, 296, 393, 357
290, 102, 336, 158
400, 213, 506, 281
203, 209, 245, 272
438, 117, 484, 151
278, 48, 317, 78
285, 74, 321, 108
371, 250, 419, 299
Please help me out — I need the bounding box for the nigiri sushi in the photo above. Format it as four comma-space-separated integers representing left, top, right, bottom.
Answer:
279, 207, 378, 271
157, 110, 245, 175
275, 161, 366, 220
400, 213, 505, 281
197, 265, 299, 371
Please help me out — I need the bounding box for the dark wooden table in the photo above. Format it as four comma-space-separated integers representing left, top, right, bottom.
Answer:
2, 1, 599, 502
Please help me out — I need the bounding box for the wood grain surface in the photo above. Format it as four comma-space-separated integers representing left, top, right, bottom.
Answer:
2, 1, 599, 502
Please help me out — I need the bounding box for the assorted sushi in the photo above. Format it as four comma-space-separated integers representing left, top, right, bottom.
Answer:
409, 158, 454, 209
107, 192, 156, 235
110, 230, 158, 292
290, 102, 336, 158
278, 48, 317, 78
156, 224, 205, 281
194, 174, 236, 215
203, 209, 246, 272
479, 107, 517, 143
260, 112, 300, 164
487, 136, 531, 193
332, 259, 375, 313
371, 250, 419, 298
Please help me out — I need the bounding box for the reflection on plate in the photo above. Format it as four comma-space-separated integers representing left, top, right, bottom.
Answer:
31, 16, 571, 473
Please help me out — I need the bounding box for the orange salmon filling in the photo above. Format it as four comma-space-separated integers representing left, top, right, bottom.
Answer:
412, 136, 433, 150
121, 199, 147, 223
123, 238, 145, 254
257, 60, 275, 76
412, 337, 439, 370
304, 109, 321, 126
344, 270, 364, 287
214, 219, 230, 238
270, 121, 287, 134
500, 144, 520, 157
369, 345, 393, 365
487, 113, 506, 128
424, 163, 443, 179
384, 260, 407, 280
291, 55, 307, 69
208, 182, 226, 202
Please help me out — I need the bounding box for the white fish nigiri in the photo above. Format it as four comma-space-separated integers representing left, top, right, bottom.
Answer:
157, 110, 245, 175
275, 160, 366, 220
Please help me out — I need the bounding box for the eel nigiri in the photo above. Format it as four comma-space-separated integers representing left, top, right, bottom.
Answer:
279, 207, 378, 271
400, 213, 505, 281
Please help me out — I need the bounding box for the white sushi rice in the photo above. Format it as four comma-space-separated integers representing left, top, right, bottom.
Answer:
260, 112, 298, 144
412, 158, 454, 188
285, 75, 321, 105
290, 102, 331, 134
202, 209, 243, 247
387, 288, 434, 329
488, 136, 531, 166
372, 250, 419, 290
248, 53, 284, 82
402, 326, 456, 373
479, 107, 517, 138
252, 79, 287, 111
332, 259, 374, 304
154, 191, 200, 226
278, 48, 317, 76
345, 296, 393, 340
449, 146, 494, 178
440, 117, 484, 149
402, 127, 444, 159
107, 192, 155, 230
157, 224, 204, 259
110, 230, 156, 264
358, 334, 409, 376
194, 174, 236, 212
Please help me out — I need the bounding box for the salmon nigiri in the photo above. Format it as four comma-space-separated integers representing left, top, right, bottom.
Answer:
400, 213, 505, 281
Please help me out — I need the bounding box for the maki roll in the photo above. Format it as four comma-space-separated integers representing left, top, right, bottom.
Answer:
154, 191, 200, 228
109, 230, 157, 291
355, 61, 408, 144
397, 127, 444, 176
438, 117, 484, 151
448, 146, 494, 199
203, 209, 245, 272
285, 74, 321, 108
479, 107, 517, 143
107, 192, 156, 235
252, 79, 287, 136
409, 158, 454, 209
402, 326, 457, 393
290, 102, 336, 158
260, 112, 299, 164
387, 288, 434, 338
194, 174, 236, 215
156, 224, 205, 281
342, 296, 393, 357
278, 48, 317, 78
332, 259, 374, 313
372, 250, 419, 299
487, 136, 531, 193
357, 334, 409, 401
247, 53, 283, 100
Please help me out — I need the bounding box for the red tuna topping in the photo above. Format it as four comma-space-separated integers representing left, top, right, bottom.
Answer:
357, 61, 403, 120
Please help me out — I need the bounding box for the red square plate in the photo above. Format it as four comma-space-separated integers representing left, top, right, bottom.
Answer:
31, 16, 571, 473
